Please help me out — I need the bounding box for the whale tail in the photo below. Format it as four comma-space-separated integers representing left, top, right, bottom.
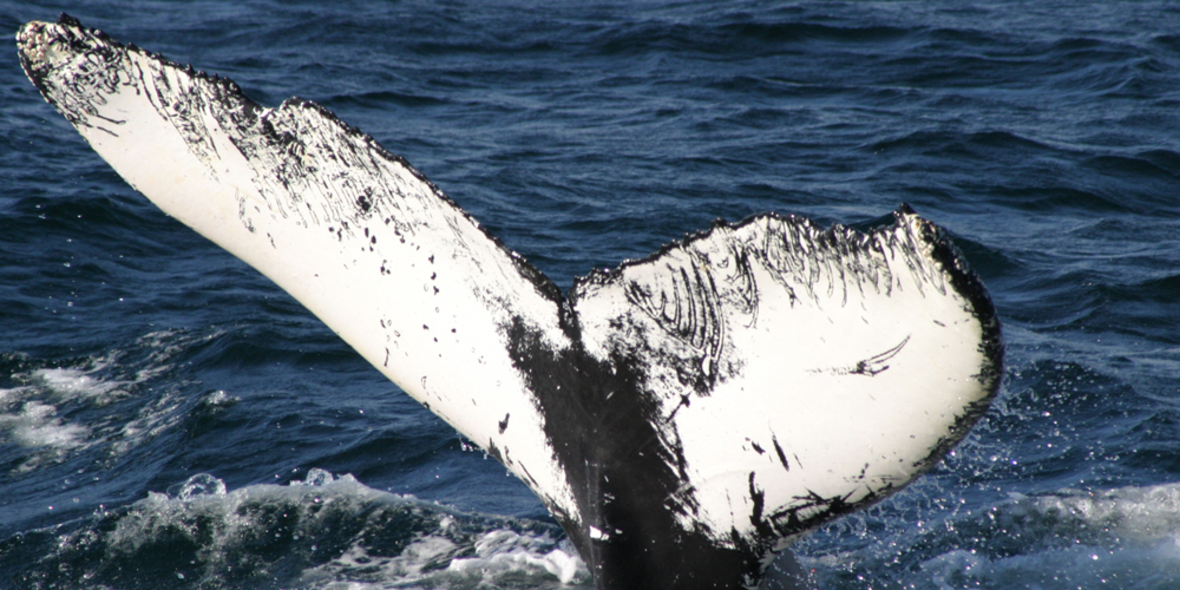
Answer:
19, 15, 1001, 589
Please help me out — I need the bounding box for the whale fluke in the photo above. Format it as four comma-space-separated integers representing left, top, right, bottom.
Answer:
18, 15, 1001, 589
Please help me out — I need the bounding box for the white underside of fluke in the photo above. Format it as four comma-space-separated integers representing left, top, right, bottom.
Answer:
574, 216, 989, 542
18, 18, 579, 521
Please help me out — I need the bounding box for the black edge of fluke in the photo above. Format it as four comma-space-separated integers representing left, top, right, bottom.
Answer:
894, 202, 1004, 397
905, 204, 1004, 462
57, 12, 82, 28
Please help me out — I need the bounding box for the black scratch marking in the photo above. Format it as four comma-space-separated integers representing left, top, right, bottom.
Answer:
812, 335, 911, 377
771, 435, 790, 471
747, 472, 773, 539
498, 413, 510, 434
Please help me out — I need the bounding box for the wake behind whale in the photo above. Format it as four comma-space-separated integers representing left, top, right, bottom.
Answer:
18, 14, 1001, 589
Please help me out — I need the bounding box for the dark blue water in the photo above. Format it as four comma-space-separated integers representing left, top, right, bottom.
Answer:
3, 1, 1179, 588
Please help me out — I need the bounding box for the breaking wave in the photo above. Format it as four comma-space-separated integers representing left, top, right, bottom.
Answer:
2, 469, 590, 590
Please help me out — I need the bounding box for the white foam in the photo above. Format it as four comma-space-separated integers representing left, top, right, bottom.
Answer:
1024, 484, 1180, 544
293, 466, 339, 487
74, 470, 589, 589
0, 400, 89, 449
290, 471, 590, 588
34, 366, 124, 402
920, 539, 1180, 590
0, 364, 134, 464
165, 472, 228, 500
799, 481, 1180, 589
447, 528, 588, 584
1, 330, 219, 471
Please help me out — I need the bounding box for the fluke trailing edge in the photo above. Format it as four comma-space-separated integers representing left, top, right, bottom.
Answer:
18, 14, 1002, 589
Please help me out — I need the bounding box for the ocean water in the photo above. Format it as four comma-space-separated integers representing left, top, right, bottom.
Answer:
2, 1, 1179, 588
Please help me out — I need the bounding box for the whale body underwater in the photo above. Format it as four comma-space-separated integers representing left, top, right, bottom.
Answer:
18, 14, 1002, 590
